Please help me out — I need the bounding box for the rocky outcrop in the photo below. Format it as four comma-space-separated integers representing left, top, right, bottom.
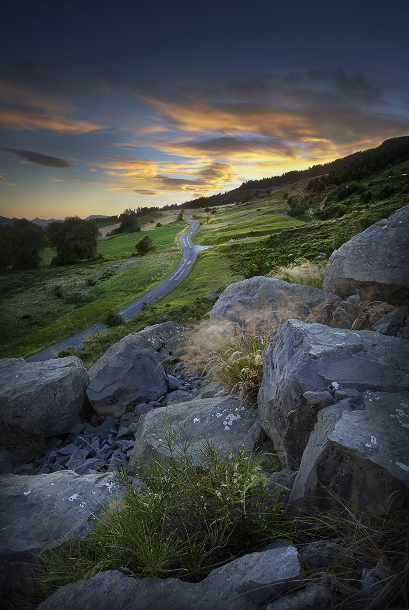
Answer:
0, 356, 88, 437
128, 395, 263, 471
136, 321, 186, 361
0, 470, 120, 590
87, 341, 168, 418
257, 319, 409, 470
210, 276, 348, 329
37, 546, 302, 610
323, 204, 409, 304
287, 391, 409, 516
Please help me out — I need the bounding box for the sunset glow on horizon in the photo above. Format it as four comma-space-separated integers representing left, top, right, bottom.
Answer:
1, 1, 408, 220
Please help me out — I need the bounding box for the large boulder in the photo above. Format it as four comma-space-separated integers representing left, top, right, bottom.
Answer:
258, 320, 409, 469
210, 276, 346, 330
87, 339, 168, 418
128, 396, 263, 471
323, 204, 409, 304
37, 546, 302, 610
288, 392, 409, 516
0, 356, 88, 437
0, 470, 119, 591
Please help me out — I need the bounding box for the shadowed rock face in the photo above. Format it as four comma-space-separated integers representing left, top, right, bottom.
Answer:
0, 470, 120, 590
257, 320, 409, 470
87, 341, 168, 418
323, 204, 409, 304
287, 392, 409, 516
0, 356, 88, 437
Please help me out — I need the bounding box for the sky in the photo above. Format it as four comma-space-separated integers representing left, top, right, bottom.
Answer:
1, 0, 409, 220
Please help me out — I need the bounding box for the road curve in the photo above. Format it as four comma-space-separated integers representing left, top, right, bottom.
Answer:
27, 215, 206, 362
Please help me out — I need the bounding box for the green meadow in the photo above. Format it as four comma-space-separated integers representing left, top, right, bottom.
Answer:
0, 225, 184, 359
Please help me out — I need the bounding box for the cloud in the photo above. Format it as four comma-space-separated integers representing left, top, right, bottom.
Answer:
134, 189, 162, 195
2, 148, 73, 168
0, 105, 108, 133
134, 69, 409, 163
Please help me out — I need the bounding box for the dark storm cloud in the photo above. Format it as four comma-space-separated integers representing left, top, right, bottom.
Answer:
2, 148, 73, 167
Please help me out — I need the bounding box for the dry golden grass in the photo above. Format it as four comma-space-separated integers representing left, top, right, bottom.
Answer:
269, 259, 328, 290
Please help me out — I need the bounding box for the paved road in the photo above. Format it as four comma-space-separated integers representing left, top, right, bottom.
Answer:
27, 216, 206, 362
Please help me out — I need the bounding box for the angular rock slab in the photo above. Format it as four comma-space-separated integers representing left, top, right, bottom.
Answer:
323, 203, 409, 304
0, 356, 88, 437
210, 276, 345, 329
258, 320, 409, 469
0, 470, 119, 591
137, 321, 186, 361
128, 396, 263, 471
37, 546, 301, 610
87, 340, 168, 418
288, 392, 409, 516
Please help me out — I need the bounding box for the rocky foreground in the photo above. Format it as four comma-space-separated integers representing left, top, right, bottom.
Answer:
0, 204, 408, 609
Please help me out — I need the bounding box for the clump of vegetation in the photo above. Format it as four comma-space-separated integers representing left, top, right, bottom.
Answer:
134, 235, 156, 256
46, 216, 99, 265
107, 208, 141, 236
103, 310, 124, 327
0, 218, 45, 272
180, 321, 270, 402
270, 259, 327, 290
23, 427, 289, 606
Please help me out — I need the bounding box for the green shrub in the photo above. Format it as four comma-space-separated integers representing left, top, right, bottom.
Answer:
52, 284, 64, 298
103, 310, 124, 328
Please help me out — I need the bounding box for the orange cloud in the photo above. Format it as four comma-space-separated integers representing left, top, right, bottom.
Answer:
0, 105, 107, 133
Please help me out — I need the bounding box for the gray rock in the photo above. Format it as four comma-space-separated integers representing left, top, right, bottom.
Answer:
263, 469, 298, 505
37, 546, 301, 610
87, 341, 168, 418
137, 321, 187, 361
166, 389, 193, 404
323, 204, 409, 304
0, 356, 88, 437
200, 381, 227, 398
266, 582, 332, 610
0, 470, 119, 590
167, 374, 181, 390
68, 448, 91, 470
258, 320, 409, 469
128, 396, 262, 471
235, 546, 302, 605
74, 457, 106, 475
287, 392, 409, 516
361, 563, 392, 594
210, 276, 344, 330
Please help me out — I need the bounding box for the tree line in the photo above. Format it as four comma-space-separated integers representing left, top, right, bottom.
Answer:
0, 216, 99, 272
0, 209, 161, 272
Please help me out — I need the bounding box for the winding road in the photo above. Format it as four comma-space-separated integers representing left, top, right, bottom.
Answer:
27, 215, 206, 362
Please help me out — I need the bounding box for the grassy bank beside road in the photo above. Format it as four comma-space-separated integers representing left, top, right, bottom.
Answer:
0, 224, 184, 359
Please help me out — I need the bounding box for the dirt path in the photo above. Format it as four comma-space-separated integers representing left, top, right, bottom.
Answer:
99, 223, 120, 237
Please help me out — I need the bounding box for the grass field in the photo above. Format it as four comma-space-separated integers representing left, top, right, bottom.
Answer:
0, 223, 185, 358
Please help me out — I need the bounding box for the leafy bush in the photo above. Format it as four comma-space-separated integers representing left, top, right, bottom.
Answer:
103, 310, 124, 327
135, 235, 156, 256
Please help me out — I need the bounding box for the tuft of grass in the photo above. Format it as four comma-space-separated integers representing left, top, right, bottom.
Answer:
269, 259, 327, 290
14, 425, 290, 608
180, 321, 270, 402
